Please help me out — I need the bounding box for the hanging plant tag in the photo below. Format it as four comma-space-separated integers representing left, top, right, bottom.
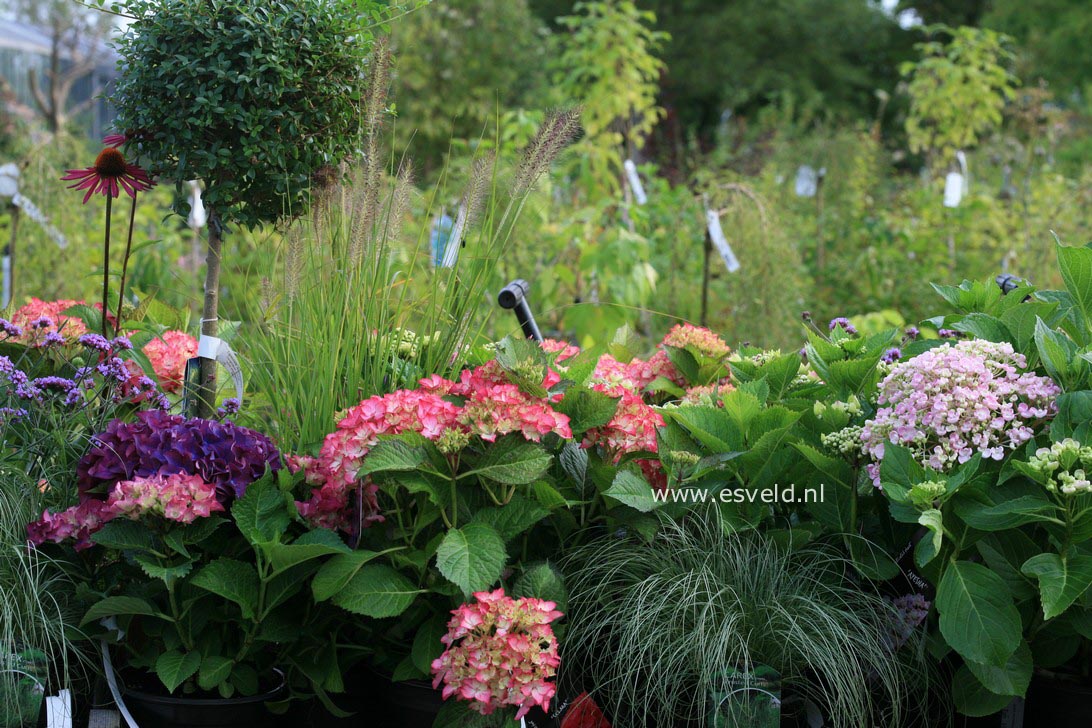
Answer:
197, 334, 245, 402
710, 666, 781, 728
943, 172, 964, 207
706, 208, 740, 273
794, 165, 818, 197
624, 159, 647, 205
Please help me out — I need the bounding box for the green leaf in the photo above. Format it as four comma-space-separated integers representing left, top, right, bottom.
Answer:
952, 664, 1017, 717
232, 479, 290, 545
312, 549, 394, 602
603, 469, 662, 513
880, 443, 924, 491
953, 493, 1060, 531
190, 559, 260, 619
464, 438, 552, 485
1021, 553, 1092, 620
512, 562, 567, 612
263, 529, 351, 575
916, 509, 944, 568
329, 565, 421, 618
1052, 391, 1092, 442
134, 555, 194, 586
966, 641, 1032, 698
410, 616, 448, 676
357, 436, 428, 476
1034, 317, 1078, 385
81, 596, 162, 626
91, 519, 160, 554
936, 561, 1022, 667
471, 497, 550, 542
668, 406, 739, 452
953, 313, 1012, 344
155, 650, 200, 693
198, 656, 234, 692
555, 388, 620, 433
435, 524, 507, 597
1057, 242, 1092, 330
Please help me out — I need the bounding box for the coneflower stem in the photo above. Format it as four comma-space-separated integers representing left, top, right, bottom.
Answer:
115, 195, 138, 335
102, 195, 112, 337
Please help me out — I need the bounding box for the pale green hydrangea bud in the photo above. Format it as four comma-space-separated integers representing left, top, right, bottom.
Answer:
908, 480, 947, 510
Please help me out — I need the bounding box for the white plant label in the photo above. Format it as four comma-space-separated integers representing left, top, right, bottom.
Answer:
706, 208, 740, 273
0, 162, 19, 197
442, 202, 468, 268
943, 172, 964, 208
197, 334, 245, 402
45, 689, 72, 728
794, 165, 818, 197
624, 159, 647, 205
187, 180, 207, 229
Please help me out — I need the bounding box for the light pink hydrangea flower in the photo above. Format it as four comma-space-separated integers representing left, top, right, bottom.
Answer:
661, 322, 731, 358
861, 340, 1059, 485
143, 330, 198, 393
431, 588, 562, 720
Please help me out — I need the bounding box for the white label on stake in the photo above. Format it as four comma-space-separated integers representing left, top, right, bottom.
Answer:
794, 165, 818, 197
706, 209, 741, 273
944, 172, 964, 208
624, 159, 647, 205
442, 202, 467, 268
197, 334, 245, 402
46, 689, 72, 728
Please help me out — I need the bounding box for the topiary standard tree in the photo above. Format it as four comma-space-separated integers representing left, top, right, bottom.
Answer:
111, 0, 389, 416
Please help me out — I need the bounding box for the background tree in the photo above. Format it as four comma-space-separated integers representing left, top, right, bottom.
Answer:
390, 0, 549, 172
111, 0, 392, 415
982, 0, 1092, 97
3, 0, 114, 134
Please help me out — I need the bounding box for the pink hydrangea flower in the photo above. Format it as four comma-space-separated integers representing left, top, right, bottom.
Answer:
108, 473, 224, 524
540, 339, 580, 363
680, 380, 736, 406
143, 330, 198, 393
27, 473, 221, 549
861, 340, 1060, 485
584, 386, 665, 469
431, 588, 562, 720
11, 298, 91, 345
661, 323, 731, 358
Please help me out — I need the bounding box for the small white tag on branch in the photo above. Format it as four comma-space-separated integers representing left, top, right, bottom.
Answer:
624, 159, 647, 205
197, 334, 245, 402
706, 208, 740, 273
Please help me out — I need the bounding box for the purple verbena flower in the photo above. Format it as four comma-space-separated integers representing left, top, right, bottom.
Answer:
829, 317, 858, 335
78, 333, 112, 352
881, 348, 902, 364
0, 319, 23, 338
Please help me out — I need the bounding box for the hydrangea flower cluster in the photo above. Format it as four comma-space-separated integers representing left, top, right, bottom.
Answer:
301, 362, 572, 530
431, 588, 562, 721
9, 298, 93, 344
1026, 439, 1092, 495
860, 341, 1059, 483
680, 381, 736, 407
661, 322, 732, 358
77, 410, 281, 504
143, 330, 198, 393
584, 387, 667, 490
888, 593, 931, 646
28, 472, 223, 550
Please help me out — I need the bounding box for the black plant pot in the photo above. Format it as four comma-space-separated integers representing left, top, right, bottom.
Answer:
121, 669, 286, 728
376, 678, 446, 728
1024, 671, 1092, 728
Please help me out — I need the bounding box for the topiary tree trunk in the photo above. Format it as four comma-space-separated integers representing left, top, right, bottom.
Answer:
197, 210, 221, 418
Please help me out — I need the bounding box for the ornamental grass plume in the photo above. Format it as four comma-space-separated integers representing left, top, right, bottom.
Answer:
61, 136, 154, 335
431, 588, 562, 721
861, 340, 1060, 483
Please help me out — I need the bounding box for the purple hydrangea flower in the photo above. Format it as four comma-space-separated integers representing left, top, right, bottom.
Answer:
77, 410, 282, 504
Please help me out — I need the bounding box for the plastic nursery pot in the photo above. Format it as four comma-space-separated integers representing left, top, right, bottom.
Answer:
377, 677, 446, 728
1023, 671, 1092, 728
120, 668, 286, 728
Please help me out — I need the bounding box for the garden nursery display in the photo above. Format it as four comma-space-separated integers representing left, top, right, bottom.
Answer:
1, 0, 1091, 726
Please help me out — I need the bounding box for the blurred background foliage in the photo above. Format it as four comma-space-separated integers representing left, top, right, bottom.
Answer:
1, 0, 1090, 354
